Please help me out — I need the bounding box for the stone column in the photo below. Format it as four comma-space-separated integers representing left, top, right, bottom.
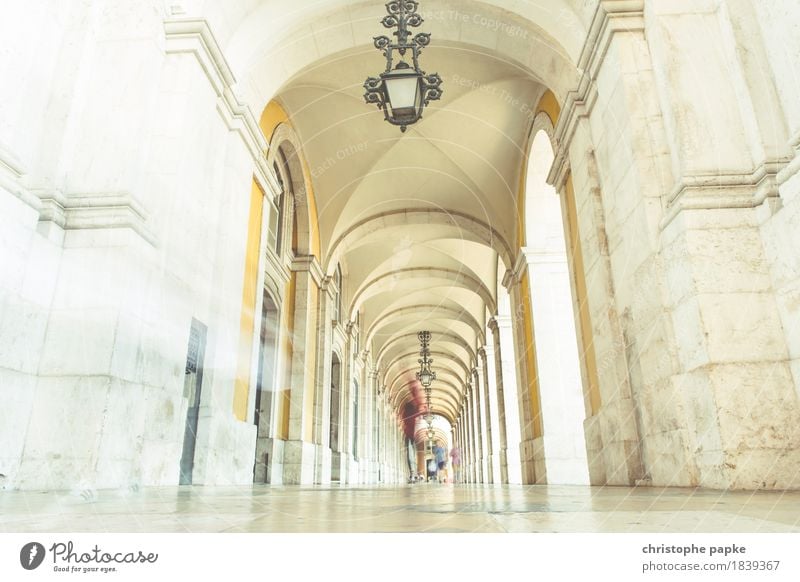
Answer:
490, 316, 523, 484
467, 383, 479, 483
471, 372, 485, 483
368, 369, 379, 484
338, 323, 356, 484
479, 346, 499, 484
646, 1, 800, 488
463, 395, 473, 483
284, 256, 323, 484
546, 0, 800, 488
460, 396, 469, 482
313, 275, 335, 485
521, 244, 590, 485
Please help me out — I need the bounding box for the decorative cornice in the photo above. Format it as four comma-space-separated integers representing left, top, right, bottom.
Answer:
512, 249, 528, 284
36, 190, 157, 246
264, 245, 291, 285
318, 274, 337, 301
290, 254, 324, 286
548, 1, 645, 190
521, 246, 567, 265
777, 132, 800, 188
501, 268, 515, 291
163, 18, 280, 197
0, 143, 39, 212
661, 159, 788, 230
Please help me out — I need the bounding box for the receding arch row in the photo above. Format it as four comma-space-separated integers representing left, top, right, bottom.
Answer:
325, 208, 514, 278
383, 350, 471, 383
413, 426, 451, 447
385, 366, 467, 411
376, 331, 477, 372
366, 304, 485, 349
390, 384, 460, 425
350, 267, 496, 320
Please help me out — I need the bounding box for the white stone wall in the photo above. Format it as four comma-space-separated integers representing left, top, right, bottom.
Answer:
0, 0, 274, 490
548, 0, 800, 489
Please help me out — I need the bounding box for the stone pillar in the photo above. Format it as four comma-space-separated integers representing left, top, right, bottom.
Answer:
468, 384, 479, 483
313, 276, 335, 485
487, 326, 510, 484
503, 271, 540, 485
646, 1, 800, 488
284, 256, 323, 484
490, 316, 523, 484
471, 372, 485, 483
368, 369, 379, 484
463, 395, 473, 483
461, 396, 470, 483
521, 244, 590, 485
338, 323, 356, 484
546, 0, 800, 488
474, 366, 489, 483
479, 346, 499, 484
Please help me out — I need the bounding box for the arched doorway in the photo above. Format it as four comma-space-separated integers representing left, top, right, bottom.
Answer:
523, 125, 589, 485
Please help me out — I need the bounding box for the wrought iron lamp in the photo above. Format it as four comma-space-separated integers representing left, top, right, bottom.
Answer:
417, 330, 437, 448
416, 330, 436, 388
363, 1, 443, 132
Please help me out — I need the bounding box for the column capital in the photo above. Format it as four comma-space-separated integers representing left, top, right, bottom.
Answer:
488, 315, 513, 333
501, 268, 517, 291
519, 246, 566, 265
319, 275, 336, 300
291, 254, 325, 286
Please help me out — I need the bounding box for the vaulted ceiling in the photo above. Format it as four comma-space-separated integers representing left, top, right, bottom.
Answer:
214, 0, 591, 424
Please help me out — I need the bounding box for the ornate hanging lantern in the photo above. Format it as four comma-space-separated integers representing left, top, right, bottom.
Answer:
363, 1, 443, 132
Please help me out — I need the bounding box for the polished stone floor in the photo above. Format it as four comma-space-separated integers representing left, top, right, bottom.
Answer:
1, 484, 799, 533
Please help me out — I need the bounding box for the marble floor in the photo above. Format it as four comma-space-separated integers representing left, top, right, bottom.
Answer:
1, 484, 799, 533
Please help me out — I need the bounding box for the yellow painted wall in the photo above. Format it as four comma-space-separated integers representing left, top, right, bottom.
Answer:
513, 89, 562, 438
516, 90, 562, 249
258, 100, 321, 259
518, 276, 544, 438
233, 179, 265, 421
257, 99, 324, 442
564, 175, 601, 415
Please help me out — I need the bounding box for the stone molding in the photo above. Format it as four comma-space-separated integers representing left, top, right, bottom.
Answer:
661, 159, 789, 229
35, 190, 157, 246
263, 245, 291, 287
326, 207, 515, 275
0, 142, 40, 212
507, 246, 566, 287
488, 315, 513, 333
777, 131, 800, 188
290, 253, 324, 286
163, 18, 280, 198
318, 274, 337, 301
548, 1, 645, 190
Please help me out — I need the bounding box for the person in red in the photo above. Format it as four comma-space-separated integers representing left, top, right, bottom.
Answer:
449, 446, 462, 484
